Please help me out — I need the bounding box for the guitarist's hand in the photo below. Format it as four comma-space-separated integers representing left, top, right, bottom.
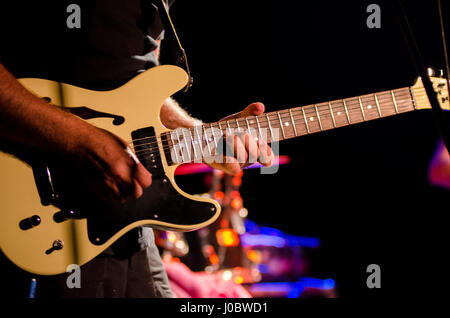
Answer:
71, 125, 152, 203
0, 64, 151, 204
207, 102, 274, 175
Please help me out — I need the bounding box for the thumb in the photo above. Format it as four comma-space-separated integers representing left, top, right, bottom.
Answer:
239, 102, 265, 118
221, 102, 265, 121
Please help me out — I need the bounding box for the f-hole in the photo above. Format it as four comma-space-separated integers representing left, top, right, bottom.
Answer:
41, 97, 125, 126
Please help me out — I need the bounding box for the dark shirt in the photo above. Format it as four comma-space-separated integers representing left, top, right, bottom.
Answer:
1, 0, 166, 89
0, 0, 170, 256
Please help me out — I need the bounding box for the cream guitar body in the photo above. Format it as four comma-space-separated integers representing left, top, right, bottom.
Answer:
0, 65, 221, 275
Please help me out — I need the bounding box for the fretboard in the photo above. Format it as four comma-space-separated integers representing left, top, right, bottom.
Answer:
161, 86, 416, 165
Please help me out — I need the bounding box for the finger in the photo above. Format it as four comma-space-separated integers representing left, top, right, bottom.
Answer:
110, 159, 136, 199
102, 173, 127, 203
82, 157, 124, 202
257, 140, 274, 166
132, 179, 143, 199
221, 102, 265, 121
231, 134, 248, 165
241, 102, 265, 117
242, 133, 259, 165
134, 163, 152, 189
209, 158, 241, 175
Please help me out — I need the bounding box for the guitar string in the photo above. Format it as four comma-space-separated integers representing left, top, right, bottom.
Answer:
131, 94, 438, 164
128, 89, 416, 155
127, 88, 416, 146
126, 88, 416, 146
126, 88, 438, 159
131, 112, 417, 162
130, 94, 417, 158
129, 88, 415, 149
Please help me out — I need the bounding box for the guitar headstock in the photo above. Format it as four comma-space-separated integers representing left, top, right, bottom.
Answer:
412, 68, 449, 111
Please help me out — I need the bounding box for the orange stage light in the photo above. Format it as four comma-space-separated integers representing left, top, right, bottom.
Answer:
209, 253, 219, 264
216, 228, 240, 247
231, 198, 243, 209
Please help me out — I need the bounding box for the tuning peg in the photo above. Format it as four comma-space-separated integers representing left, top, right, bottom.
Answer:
439, 69, 444, 78
427, 67, 435, 77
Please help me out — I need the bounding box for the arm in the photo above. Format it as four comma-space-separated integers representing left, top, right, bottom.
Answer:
0, 63, 151, 202
160, 97, 202, 129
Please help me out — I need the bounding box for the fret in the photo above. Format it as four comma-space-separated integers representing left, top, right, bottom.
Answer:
301, 107, 310, 133
170, 131, 181, 163
245, 117, 257, 139
226, 120, 232, 135
342, 99, 351, 124
182, 128, 194, 162
194, 126, 204, 161
235, 118, 240, 131
394, 88, 415, 112
390, 90, 399, 113
255, 116, 263, 140
177, 129, 189, 163
359, 94, 379, 120
374, 93, 382, 117
409, 86, 417, 110
314, 105, 323, 130
245, 117, 251, 132
328, 102, 336, 128
288, 109, 298, 136
277, 112, 286, 139
265, 113, 274, 141
203, 125, 212, 157
358, 97, 366, 121
210, 123, 218, 149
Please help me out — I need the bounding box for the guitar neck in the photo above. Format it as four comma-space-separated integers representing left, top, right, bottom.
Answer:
217, 86, 416, 143
162, 85, 418, 165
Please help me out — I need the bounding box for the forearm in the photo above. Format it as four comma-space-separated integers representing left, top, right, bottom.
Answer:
0, 63, 91, 154
160, 97, 202, 129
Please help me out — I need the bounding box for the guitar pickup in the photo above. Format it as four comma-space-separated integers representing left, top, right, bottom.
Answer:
131, 126, 165, 178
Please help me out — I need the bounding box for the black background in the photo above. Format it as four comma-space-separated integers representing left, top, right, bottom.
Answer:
0, 0, 448, 301
168, 0, 450, 298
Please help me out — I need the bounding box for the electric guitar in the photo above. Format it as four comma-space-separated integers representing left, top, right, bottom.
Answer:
0, 65, 448, 275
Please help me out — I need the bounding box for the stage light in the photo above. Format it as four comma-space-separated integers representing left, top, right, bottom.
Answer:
220, 219, 229, 228
175, 240, 185, 249
232, 176, 242, 186
222, 270, 232, 281
234, 276, 244, 284
216, 228, 240, 246
213, 191, 225, 200
167, 232, 177, 243
231, 190, 240, 198
300, 277, 336, 290
246, 249, 262, 263
238, 208, 248, 218
231, 198, 243, 209
209, 253, 219, 265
